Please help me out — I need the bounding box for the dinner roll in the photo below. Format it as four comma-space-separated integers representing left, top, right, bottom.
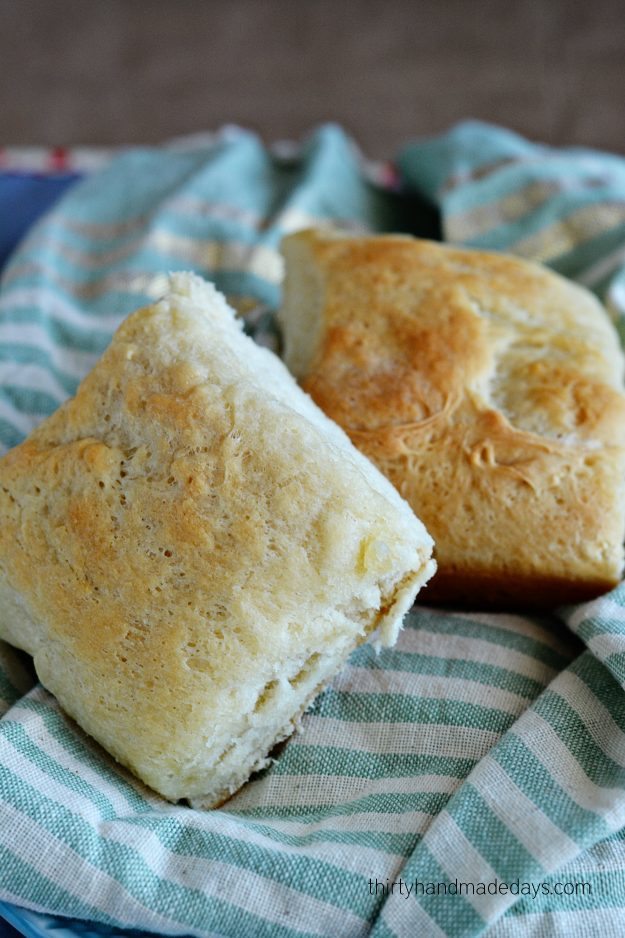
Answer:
0, 272, 434, 803
279, 229, 625, 608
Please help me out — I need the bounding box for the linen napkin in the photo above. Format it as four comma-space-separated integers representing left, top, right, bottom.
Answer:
1, 122, 625, 938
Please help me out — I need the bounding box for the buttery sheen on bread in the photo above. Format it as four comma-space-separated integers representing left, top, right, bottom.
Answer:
0, 273, 434, 803
279, 229, 625, 608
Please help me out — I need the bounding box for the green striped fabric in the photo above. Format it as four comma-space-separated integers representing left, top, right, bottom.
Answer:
2, 122, 625, 937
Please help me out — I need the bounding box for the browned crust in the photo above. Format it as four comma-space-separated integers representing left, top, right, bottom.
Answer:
421, 568, 619, 611
281, 230, 625, 609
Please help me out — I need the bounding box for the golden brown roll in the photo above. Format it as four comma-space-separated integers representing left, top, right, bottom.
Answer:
279, 229, 625, 608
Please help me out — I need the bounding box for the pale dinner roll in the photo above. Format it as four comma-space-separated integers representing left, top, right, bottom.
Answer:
279, 229, 625, 608
0, 272, 434, 803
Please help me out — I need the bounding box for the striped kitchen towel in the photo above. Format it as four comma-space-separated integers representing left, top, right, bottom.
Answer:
1, 122, 625, 938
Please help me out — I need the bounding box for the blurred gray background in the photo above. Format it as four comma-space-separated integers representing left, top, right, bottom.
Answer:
1, 0, 623, 157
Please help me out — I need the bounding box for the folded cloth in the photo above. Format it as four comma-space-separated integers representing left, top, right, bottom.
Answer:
1, 122, 625, 938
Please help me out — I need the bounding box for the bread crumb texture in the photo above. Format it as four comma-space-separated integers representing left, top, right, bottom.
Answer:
0, 272, 434, 802
279, 230, 625, 608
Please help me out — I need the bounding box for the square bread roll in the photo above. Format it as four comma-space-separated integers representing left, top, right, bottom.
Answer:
0, 273, 434, 804
279, 229, 625, 608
